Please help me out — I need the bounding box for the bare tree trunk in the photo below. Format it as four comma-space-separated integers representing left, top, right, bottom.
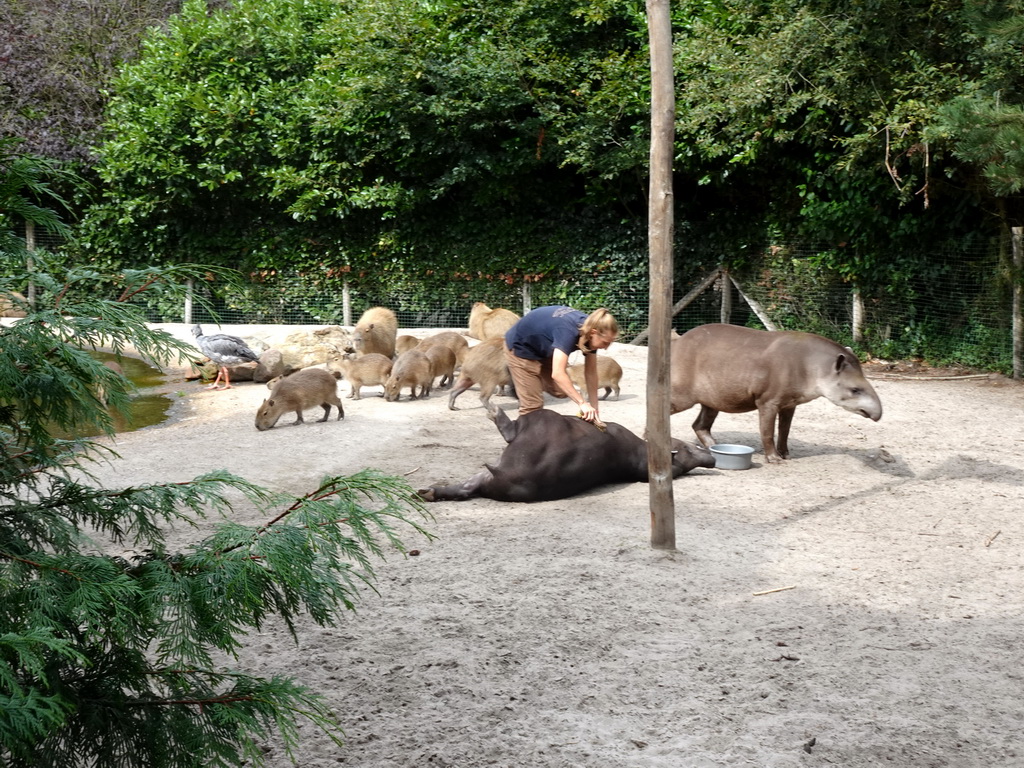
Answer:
343, 281, 352, 327
646, 0, 676, 551
1013, 227, 1023, 380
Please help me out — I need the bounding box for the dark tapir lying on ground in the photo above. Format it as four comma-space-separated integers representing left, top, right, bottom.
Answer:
670, 323, 883, 462
418, 405, 714, 503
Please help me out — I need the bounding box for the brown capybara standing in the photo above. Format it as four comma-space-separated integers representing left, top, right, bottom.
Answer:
383, 349, 433, 401
568, 355, 623, 401
418, 331, 469, 367
255, 368, 344, 430
424, 345, 457, 389
352, 307, 398, 358
395, 335, 420, 355
468, 302, 520, 341
326, 349, 393, 399
448, 338, 512, 410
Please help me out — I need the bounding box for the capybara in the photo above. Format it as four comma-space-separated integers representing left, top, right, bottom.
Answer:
424, 345, 457, 389
418, 330, 469, 366
468, 302, 520, 341
265, 366, 299, 389
255, 368, 344, 430
395, 335, 420, 355
327, 349, 393, 399
568, 355, 623, 401
352, 307, 398, 358
448, 337, 512, 410
383, 349, 433, 401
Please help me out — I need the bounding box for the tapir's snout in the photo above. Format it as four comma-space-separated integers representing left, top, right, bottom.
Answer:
856, 393, 883, 422
680, 442, 716, 470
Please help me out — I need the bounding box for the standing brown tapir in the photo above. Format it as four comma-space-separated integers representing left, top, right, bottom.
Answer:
669, 324, 882, 462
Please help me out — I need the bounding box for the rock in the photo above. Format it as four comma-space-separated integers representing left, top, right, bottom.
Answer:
277, 326, 354, 368
253, 349, 286, 383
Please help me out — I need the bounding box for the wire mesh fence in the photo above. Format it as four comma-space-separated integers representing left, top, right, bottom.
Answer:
163, 240, 1014, 373
12, 230, 1020, 374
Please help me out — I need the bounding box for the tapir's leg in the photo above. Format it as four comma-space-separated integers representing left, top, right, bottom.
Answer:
758, 405, 783, 462
692, 405, 719, 448
486, 402, 519, 444
776, 407, 795, 460
417, 469, 493, 501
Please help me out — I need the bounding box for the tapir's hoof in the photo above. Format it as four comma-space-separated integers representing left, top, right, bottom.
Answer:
484, 401, 500, 422
416, 488, 436, 502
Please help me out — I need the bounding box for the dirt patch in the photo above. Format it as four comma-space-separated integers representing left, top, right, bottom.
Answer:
89, 325, 1024, 767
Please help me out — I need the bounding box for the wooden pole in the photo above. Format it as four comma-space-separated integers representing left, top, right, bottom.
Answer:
24, 219, 36, 305
1013, 226, 1023, 380
184, 278, 194, 324
343, 280, 352, 327
630, 268, 719, 345
852, 286, 864, 346
719, 268, 732, 324
729, 275, 778, 331
646, 0, 676, 550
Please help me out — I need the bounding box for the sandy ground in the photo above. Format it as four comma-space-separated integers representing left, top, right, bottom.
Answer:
84, 324, 1024, 768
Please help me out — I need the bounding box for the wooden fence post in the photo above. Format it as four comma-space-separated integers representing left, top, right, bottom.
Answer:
1013, 226, 1022, 380
729, 276, 778, 331
630, 268, 721, 345
852, 286, 864, 346
719, 269, 732, 324
343, 281, 352, 326
184, 279, 193, 324
24, 220, 36, 305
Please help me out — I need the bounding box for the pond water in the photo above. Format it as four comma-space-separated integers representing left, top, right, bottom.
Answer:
65, 352, 175, 438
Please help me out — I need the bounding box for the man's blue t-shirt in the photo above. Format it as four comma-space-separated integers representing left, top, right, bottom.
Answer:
505, 305, 587, 361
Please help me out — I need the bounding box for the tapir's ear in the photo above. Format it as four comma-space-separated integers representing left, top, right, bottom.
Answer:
834, 353, 848, 373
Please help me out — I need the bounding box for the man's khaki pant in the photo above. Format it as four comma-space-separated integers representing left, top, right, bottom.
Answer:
503, 344, 568, 415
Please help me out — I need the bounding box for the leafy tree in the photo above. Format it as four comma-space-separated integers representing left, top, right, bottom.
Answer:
0, 137, 77, 272
84, 0, 654, 277
926, 3, 1024, 217
670, 0, 987, 279
0, 0, 231, 167
0, 151, 431, 766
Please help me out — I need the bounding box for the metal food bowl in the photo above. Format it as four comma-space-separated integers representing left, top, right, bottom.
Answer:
710, 444, 755, 470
